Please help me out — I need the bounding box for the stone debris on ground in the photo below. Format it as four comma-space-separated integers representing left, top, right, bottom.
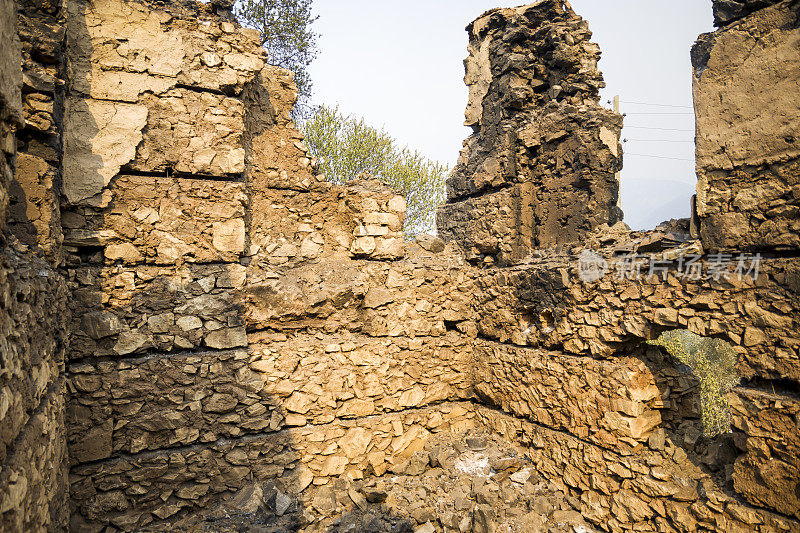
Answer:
186, 429, 597, 533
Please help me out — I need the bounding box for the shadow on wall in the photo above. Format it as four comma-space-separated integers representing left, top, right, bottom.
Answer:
503, 267, 745, 499
59, 2, 306, 528
6, 0, 69, 258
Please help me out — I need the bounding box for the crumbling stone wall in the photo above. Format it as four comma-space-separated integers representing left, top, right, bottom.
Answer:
712, 0, 787, 26
0, 0, 21, 232
59, 0, 481, 529
432, 0, 800, 530
693, 0, 800, 251
689, 0, 800, 520
2, 0, 800, 531
8, 0, 65, 260
437, 0, 623, 265
466, 238, 800, 529
0, 0, 69, 530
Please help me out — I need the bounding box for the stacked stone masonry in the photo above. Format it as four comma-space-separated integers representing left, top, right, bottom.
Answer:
693, 0, 800, 251
69, 403, 478, 531
1, 0, 70, 530
437, 0, 623, 265
1, 0, 800, 531
53, 0, 482, 529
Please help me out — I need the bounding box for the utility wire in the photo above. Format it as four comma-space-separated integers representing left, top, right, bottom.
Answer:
625, 153, 694, 162
624, 101, 693, 109
624, 126, 694, 132
623, 139, 694, 143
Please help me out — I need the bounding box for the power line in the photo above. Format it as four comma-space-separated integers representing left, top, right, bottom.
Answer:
623, 139, 694, 143
625, 126, 695, 132
625, 153, 695, 162
624, 101, 693, 109
625, 112, 695, 115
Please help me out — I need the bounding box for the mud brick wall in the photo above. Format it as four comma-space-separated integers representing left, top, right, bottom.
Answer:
437, 0, 622, 265
693, 0, 800, 251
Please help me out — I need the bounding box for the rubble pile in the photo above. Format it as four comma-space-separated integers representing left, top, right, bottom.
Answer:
184, 428, 596, 533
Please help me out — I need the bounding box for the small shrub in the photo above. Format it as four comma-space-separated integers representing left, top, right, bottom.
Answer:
648, 329, 740, 436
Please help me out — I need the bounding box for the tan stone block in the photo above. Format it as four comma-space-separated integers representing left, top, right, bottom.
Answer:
105, 243, 143, 263
212, 219, 245, 255
338, 428, 371, 460
205, 327, 247, 350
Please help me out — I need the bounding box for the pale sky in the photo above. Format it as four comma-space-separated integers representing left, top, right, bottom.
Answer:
308, 0, 715, 230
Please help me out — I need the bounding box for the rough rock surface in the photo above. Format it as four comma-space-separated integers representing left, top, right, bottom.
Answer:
729, 387, 800, 518
437, 0, 623, 265
179, 428, 598, 533
9, 0, 65, 260
712, 0, 786, 26
0, 0, 22, 233
693, 0, 800, 251
69, 404, 478, 530
0, 0, 69, 530
480, 407, 798, 533
473, 242, 800, 383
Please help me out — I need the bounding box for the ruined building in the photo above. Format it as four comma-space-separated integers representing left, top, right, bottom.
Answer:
0, 0, 798, 531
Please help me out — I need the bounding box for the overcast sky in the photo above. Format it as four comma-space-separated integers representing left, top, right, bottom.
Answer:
308, 0, 715, 230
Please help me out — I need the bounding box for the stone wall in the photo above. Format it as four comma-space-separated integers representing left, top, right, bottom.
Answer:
433, 1, 800, 530
479, 407, 799, 532
9, 0, 65, 260
437, 0, 623, 265
2, 0, 800, 531
463, 231, 800, 528
473, 252, 800, 382
59, 0, 482, 529
0, 0, 69, 530
693, 0, 800, 251
69, 403, 478, 531
0, 0, 22, 233
712, 0, 786, 26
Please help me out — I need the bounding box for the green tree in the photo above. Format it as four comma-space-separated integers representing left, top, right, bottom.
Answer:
235, 0, 318, 116
302, 105, 449, 236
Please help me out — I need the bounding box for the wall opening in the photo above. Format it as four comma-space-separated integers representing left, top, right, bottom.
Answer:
649, 329, 740, 437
